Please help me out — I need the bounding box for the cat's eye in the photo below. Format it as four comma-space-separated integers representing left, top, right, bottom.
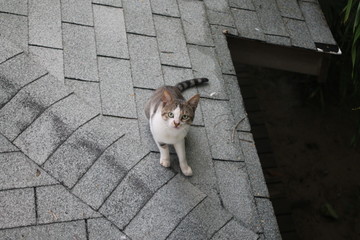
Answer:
181, 115, 189, 121
168, 112, 174, 118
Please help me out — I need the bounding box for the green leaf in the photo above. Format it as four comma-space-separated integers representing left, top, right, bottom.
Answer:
353, 23, 360, 45
320, 202, 339, 220
351, 23, 359, 76
344, 0, 354, 23
351, 46, 356, 68
354, 2, 360, 33
351, 50, 356, 78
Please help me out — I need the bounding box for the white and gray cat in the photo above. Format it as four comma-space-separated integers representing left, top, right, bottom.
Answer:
144, 78, 209, 176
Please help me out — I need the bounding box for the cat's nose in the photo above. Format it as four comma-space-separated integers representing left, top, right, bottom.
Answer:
174, 121, 180, 127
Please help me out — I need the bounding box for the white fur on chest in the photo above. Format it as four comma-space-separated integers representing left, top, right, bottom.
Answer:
149, 107, 190, 145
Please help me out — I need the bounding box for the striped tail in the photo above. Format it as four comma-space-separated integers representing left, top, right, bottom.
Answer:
175, 78, 209, 92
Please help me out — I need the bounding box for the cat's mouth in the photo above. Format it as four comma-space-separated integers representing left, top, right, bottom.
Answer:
172, 121, 181, 129
171, 123, 182, 129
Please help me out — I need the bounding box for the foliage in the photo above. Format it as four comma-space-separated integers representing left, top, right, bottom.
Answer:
319, 0, 360, 146
343, 0, 360, 145
343, 0, 360, 78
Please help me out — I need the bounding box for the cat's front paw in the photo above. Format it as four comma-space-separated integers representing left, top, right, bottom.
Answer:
181, 165, 193, 176
160, 158, 171, 168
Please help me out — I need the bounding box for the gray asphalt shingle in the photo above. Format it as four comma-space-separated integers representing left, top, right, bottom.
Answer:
210, 25, 237, 75
134, 88, 159, 152
211, 219, 259, 240
0, 36, 22, 64
98, 57, 136, 118
92, 0, 122, 8
0, 134, 18, 153
93, 5, 128, 59
63, 23, 98, 81
124, 174, 206, 240
128, 34, 164, 89
256, 198, 282, 240
0, 53, 47, 108
43, 116, 126, 188
238, 132, 269, 197
299, 1, 337, 45
71, 123, 146, 210
0, 152, 57, 190
285, 18, 316, 49
122, 0, 155, 36
29, 46, 64, 81
88, 218, 128, 240
154, 15, 191, 68
0, 0, 337, 236
277, 0, 304, 20
0, 13, 28, 51
252, 0, 288, 37
179, 127, 220, 202
178, 0, 214, 46
228, 0, 255, 10
162, 65, 196, 99
201, 98, 243, 161
231, 8, 265, 41
228, 0, 337, 50
204, 0, 235, 27
0, 74, 71, 141
222, 74, 251, 131
214, 160, 262, 233
61, 0, 93, 26
150, 0, 180, 17
0, 0, 28, 16
0, 221, 87, 240
100, 153, 176, 230
36, 185, 100, 224
13, 94, 98, 165
0, 188, 36, 229
64, 79, 101, 112
29, 0, 62, 49
188, 45, 227, 99
166, 197, 232, 240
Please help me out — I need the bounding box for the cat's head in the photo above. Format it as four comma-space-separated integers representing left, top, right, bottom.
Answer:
161, 90, 200, 129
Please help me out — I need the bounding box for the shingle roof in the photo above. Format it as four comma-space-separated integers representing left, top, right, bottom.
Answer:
213, 0, 339, 54
0, 0, 337, 239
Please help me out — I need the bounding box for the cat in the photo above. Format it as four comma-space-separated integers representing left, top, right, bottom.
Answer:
144, 78, 209, 176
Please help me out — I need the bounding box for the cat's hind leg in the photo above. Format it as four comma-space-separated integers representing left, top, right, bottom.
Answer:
157, 142, 171, 168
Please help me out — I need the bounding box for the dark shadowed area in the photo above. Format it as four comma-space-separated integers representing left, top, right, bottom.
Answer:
247, 67, 360, 240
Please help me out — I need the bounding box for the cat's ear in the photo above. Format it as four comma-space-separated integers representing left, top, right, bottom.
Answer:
161, 90, 173, 104
187, 94, 200, 110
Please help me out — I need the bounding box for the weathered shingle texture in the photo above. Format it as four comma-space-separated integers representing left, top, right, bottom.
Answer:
0, 0, 336, 238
